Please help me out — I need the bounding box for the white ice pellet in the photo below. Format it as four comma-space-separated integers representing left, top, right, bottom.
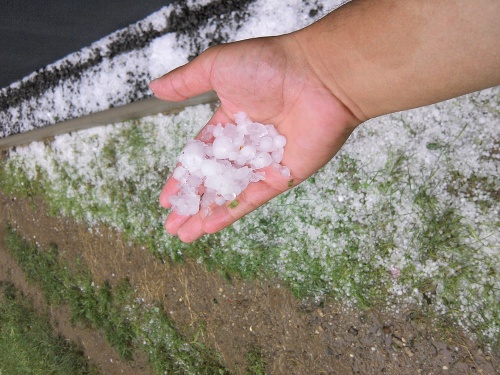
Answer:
240, 145, 256, 158
228, 150, 239, 161
258, 136, 274, 152
250, 152, 273, 169
205, 174, 241, 198
169, 190, 200, 216
213, 124, 224, 137
178, 140, 205, 171
280, 166, 291, 177
201, 189, 216, 207
272, 150, 283, 163
251, 172, 265, 183
199, 125, 215, 142
274, 135, 286, 148
186, 175, 203, 189
212, 136, 237, 159
215, 196, 226, 206
201, 159, 223, 176
169, 112, 289, 215
205, 144, 214, 157
172, 166, 187, 180
247, 122, 267, 138
222, 123, 238, 138
265, 125, 278, 137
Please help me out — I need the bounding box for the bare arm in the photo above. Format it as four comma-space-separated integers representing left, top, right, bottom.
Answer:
293, 0, 500, 121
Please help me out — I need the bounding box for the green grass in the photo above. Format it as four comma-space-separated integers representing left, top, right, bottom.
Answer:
245, 346, 266, 375
0, 282, 98, 375
66, 277, 136, 360
5, 225, 228, 374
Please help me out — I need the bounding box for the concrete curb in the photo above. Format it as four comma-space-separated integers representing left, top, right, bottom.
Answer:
0, 91, 218, 150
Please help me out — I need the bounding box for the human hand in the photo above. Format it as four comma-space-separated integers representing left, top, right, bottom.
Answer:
150, 0, 500, 243
150, 35, 361, 242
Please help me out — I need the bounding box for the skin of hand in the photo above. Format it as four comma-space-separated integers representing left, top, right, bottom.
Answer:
150, 37, 360, 242
150, 0, 500, 243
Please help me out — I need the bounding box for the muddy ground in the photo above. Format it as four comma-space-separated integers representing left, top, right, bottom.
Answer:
0, 191, 498, 375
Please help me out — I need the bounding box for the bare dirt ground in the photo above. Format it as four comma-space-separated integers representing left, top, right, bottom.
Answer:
0, 191, 498, 375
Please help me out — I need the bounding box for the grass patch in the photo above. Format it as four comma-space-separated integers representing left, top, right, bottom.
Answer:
5, 225, 228, 374
245, 346, 266, 375
0, 281, 98, 375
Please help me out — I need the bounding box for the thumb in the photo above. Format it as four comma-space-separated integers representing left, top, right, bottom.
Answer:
149, 46, 219, 102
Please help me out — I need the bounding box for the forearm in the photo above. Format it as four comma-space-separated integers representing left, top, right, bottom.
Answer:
291, 0, 500, 121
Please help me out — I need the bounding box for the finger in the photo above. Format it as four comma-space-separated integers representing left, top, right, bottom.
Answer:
203, 169, 293, 234
159, 176, 179, 208
165, 211, 193, 235
177, 214, 206, 243
149, 46, 220, 101
175, 166, 295, 242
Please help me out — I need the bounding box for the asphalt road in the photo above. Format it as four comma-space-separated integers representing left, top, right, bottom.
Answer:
0, 0, 175, 90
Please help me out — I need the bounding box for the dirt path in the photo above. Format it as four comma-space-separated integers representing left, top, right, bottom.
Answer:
0, 191, 497, 374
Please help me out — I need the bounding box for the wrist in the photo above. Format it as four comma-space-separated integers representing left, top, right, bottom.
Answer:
290, 0, 500, 121
288, 2, 377, 122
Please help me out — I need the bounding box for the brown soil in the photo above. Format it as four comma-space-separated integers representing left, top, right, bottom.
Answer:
0, 191, 498, 375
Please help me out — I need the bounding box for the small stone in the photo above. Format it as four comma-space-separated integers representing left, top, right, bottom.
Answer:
348, 326, 359, 336
404, 347, 414, 357
417, 323, 427, 332
443, 366, 448, 370
382, 325, 392, 335
392, 336, 405, 348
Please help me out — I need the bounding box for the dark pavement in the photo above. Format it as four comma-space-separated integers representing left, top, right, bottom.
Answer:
0, 0, 175, 89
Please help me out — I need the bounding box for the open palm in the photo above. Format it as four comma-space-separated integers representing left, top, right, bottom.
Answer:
150, 35, 360, 242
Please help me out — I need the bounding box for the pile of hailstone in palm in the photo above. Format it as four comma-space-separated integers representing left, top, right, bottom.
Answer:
170, 112, 290, 216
